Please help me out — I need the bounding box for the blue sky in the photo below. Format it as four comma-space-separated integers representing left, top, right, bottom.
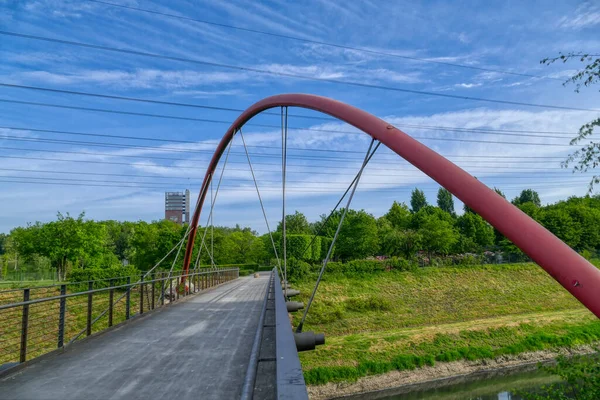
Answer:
0, 0, 599, 233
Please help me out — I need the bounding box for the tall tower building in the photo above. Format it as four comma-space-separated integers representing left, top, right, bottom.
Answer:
165, 189, 190, 224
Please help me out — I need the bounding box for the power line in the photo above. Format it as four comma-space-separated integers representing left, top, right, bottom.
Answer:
0, 84, 581, 139
0, 176, 588, 192
0, 145, 568, 170
84, 0, 564, 81
0, 83, 331, 122
0, 136, 572, 164
0, 167, 590, 183
0, 126, 575, 159
0, 154, 581, 176
2, 31, 597, 112
0, 100, 574, 147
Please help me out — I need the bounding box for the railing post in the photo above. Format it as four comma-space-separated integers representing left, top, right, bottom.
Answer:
176, 277, 180, 300
20, 288, 30, 363
126, 276, 131, 320
151, 274, 155, 310
86, 281, 93, 336
170, 278, 173, 303
140, 273, 144, 315
57, 284, 66, 348
108, 279, 114, 328
161, 272, 165, 306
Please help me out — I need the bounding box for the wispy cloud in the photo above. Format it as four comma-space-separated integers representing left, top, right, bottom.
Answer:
558, 2, 600, 29
454, 83, 482, 88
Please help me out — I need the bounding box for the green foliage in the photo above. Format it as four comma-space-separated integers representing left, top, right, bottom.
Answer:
540, 208, 581, 248
410, 188, 428, 212
316, 209, 378, 261
419, 215, 459, 256
436, 188, 455, 215
277, 211, 311, 234
542, 53, 600, 192
384, 201, 411, 230
517, 353, 600, 400
456, 212, 494, 251
286, 257, 311, 282
513, 189, 542, 207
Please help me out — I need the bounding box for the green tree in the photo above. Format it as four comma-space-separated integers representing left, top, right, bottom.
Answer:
512, 189, 541, 207
0, 233, 7, 256
418, 215, 459, 258
35, 213, 107, 280
228, 230, 265, 264
317, 209, 379, 260
277, 211, 311, 234
494, 187, 506, 199
540, 208, 581, 248
542, 53, 600, 192
456, 212, 494, 250
436, 188, 455, 215
410, 188, 428, 213
384, 201, 411, 230
411, 205, 455, 230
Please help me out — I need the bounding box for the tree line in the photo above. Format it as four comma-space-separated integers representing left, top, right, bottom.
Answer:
1, 189, 599, 280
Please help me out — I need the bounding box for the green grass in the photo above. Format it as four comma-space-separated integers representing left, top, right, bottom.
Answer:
0, 280, 59, 289
292, 263, 599, 385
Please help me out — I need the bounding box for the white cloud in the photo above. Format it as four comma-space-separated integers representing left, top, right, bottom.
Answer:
558, 3, 600, 29
454, 83, 482, 88
6, 69, 251, 89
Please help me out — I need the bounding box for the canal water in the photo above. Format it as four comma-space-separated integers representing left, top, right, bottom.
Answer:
337, 365, 559, 400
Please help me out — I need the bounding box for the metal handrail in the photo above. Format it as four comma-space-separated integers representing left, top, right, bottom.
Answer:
0, 268, 237, 311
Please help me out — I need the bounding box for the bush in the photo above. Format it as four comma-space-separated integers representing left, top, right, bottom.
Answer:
286, 257, 311, 282
68, 266, 141, 288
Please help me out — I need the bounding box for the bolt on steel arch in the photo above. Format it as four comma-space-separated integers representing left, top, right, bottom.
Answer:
182, 93, 600, 319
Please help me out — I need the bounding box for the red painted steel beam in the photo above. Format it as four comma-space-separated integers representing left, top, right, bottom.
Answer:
182, 94, 600, 319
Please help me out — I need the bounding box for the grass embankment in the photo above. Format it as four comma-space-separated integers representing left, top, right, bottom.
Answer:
0, 286, 144, 364
291, 263, 600, 385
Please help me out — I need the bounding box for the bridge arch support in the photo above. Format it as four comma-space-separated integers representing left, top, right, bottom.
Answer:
183, 94, 600, 319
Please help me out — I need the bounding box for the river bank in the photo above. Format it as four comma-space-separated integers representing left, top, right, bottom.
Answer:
307, 344, 598, 399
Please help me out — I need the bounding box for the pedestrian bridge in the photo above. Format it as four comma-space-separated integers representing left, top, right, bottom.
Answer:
0, 269, 317, 399
1, 94, 600, 400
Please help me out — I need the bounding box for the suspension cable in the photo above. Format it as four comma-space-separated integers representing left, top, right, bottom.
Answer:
297, 143, 382, 261
239, 128, 284, 278
296, 139, 379, 333
282, 106, 288, 295
193, 138, 235, 271
211, 177, 214, 268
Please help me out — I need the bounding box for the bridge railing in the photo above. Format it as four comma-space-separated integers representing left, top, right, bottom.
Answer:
0, 268, 238, 368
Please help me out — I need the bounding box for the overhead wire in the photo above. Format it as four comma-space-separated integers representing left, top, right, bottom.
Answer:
0, 99, 581, 143
1, 31, 598, 112
84, 0, 565, 81
0, 84, 582, 139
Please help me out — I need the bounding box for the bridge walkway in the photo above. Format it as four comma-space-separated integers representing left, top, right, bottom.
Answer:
0, 275, 269, 400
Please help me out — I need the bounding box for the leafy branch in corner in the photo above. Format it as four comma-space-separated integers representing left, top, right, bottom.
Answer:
542, 52, 600, 192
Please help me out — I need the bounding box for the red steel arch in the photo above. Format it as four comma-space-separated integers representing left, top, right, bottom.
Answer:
183, 94, 600, 319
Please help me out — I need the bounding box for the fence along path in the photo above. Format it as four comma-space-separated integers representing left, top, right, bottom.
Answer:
0, 273, 267, 400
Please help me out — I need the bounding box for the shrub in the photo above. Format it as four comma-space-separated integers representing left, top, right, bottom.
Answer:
286, 257, 311, 282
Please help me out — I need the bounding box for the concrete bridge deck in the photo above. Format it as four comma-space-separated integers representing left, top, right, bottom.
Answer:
0, 275, 269, 400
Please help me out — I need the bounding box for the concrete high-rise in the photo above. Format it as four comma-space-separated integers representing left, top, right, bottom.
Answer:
164, 189, 190, 224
